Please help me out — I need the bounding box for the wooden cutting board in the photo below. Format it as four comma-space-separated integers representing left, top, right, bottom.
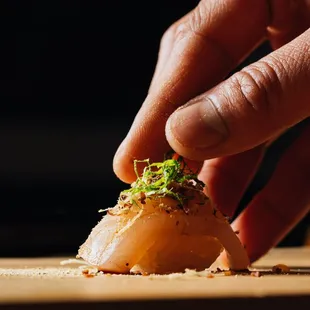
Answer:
0, 247, 309, 309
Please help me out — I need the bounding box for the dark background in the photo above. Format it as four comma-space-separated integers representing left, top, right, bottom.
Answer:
0, 1, 308, 257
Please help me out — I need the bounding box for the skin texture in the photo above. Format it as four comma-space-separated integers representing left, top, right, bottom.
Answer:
113, 0, 310, 263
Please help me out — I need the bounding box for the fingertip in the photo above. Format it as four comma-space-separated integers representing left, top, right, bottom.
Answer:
113, 142, 136, 184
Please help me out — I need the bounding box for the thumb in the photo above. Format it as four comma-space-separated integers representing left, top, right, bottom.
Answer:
165, 28, 310, 161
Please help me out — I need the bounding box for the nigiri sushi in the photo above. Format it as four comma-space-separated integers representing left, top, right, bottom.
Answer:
78, 155, 249, 274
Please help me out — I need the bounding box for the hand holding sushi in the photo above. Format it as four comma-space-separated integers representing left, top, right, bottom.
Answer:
113, 0, 310, 265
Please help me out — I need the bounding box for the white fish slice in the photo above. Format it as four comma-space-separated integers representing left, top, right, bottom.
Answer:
78, 157, 250, 274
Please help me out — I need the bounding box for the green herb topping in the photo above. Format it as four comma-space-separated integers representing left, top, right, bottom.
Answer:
119, 153, 206, 208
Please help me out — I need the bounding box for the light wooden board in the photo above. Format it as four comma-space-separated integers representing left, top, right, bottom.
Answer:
0, 247, 309, 309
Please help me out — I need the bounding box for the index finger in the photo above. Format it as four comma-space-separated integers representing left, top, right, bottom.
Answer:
113, 0, 270, 183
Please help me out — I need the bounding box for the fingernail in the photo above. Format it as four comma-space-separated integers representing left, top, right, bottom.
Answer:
168, 98, 227, 149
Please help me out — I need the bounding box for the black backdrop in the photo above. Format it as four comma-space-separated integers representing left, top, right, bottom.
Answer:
0, 1, 308, 257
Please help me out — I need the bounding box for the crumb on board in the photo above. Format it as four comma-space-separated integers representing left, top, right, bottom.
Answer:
251, 271, 261, 277
224, 270, 236, 276
272, 264, 290, 274
0, 258, 301, 279
0, 267, 84, 278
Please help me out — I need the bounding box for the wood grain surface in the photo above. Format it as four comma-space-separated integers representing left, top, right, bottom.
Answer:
0, 247, 309, 309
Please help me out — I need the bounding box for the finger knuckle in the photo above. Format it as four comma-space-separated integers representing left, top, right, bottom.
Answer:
231, 61, 283, 121
162, 0, 234, 68
161, 23, 177, 46
174, 1, 234, 66
188, 0, 211, 33
172, 0, 212, 44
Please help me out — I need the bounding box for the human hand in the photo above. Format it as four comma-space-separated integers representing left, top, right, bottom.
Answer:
113, 0, 310, 263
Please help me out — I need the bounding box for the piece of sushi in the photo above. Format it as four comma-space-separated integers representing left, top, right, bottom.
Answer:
78, 155, 249, 274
